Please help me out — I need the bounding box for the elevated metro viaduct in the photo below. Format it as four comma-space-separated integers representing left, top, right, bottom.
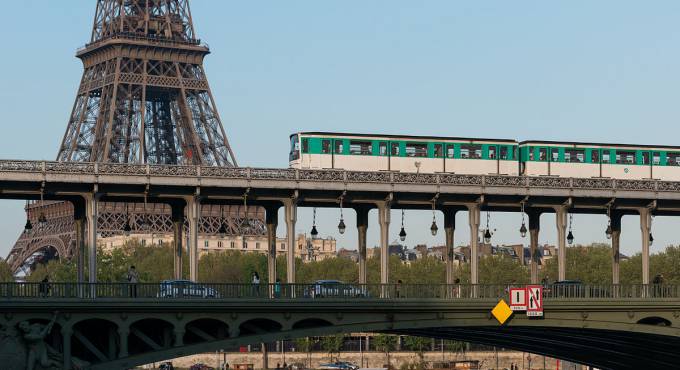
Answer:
1, 291, 679, 370
2, 160, 679, 287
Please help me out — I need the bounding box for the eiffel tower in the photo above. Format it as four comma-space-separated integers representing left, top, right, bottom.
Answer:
6, 0, 264, 274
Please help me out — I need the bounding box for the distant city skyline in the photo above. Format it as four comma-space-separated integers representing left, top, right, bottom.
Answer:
2, 1, 680, 258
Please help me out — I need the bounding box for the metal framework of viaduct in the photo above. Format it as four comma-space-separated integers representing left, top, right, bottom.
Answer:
2, 159, 676, 287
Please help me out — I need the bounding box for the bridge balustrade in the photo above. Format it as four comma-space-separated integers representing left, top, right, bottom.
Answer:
0, 282, 676, 300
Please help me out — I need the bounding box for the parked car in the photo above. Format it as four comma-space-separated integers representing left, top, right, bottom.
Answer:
189, 363, 215, 370
319, 362, 359, 370
306, 280, 368, 298
158, 280, 220, 298
159, 362, 174, 370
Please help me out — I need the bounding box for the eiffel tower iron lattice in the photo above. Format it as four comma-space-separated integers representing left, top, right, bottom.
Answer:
7, 0, 264, 274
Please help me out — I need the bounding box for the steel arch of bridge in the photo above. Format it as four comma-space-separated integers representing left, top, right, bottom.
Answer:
2, 297, 679, 370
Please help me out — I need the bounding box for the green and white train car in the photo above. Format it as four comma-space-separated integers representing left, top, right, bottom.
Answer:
289, 132, 519, 175
519, 141, 680, 180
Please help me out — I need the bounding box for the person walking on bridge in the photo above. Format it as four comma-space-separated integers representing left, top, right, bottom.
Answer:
252, 271, 261, 297
127, 265, 139, 298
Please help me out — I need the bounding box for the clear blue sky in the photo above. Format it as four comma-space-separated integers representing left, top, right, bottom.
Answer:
1, 1, 680, 258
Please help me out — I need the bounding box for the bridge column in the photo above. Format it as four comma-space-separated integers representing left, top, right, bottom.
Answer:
356, 206, 370, 285
266, 206, 279, 289
118, 326, 129, 358
555, 206, 568, 282
611, 213, 622, 286
174, 328, 185, 347
187, 196, 201, 282
467, 204, 480, 286
284, 199, 297, 284
86, 193, 99, 284
62, 327, 72, 370
72, 199, 86, 284
377, 201, 391, 287
171, 201, 186, 280
444, 208, 457, 285
528, 211, 541, 284
640, 208, 652, 286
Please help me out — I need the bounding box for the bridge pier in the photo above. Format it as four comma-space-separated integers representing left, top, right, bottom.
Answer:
555, 206, 568, 282
118, 327, 129, 358
611, 212, 623, 286
378, 201, 391, 288
171, 201, 186, 280
284, 199, 297, 284
528, 211, 541, 284
62, 327, 72, 370
73, 198, 86, 284
187, 196, 201, 282
640, 208, 652, 286
356, 207, 370, 285
86, 193, 99, 284
444, 208, 457, 285
467, 204, 480, 286
266, 206, 279, 289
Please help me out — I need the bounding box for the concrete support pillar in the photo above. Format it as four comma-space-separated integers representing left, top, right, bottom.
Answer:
187, 196, 201, 281
62, 328, 72, 370
86, 194, 99, 284
174, 329, 185, 347
377, 202, 391, 285
266, 206, 279, 287
611, 213, 622, 286
444, 208, 457, 285
356, 207, 370, 285
467, 204, 480, 286
640, 208, 652, 286
73, 199, 86, 284
171, 201, 185, 280
118, 325, 129, 358
284, 199, 297, 284
555, 207, 568, 282
528, 212, 541, 284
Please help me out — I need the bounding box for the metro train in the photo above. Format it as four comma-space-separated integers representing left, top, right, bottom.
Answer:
289, 132, 680, 180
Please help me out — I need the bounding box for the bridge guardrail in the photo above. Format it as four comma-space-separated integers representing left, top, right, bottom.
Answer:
0, 282, 677, 300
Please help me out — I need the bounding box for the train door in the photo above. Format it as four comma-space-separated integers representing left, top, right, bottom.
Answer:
377, 140, 389, 171
640, 150, 653, 179
487, 144, 499, 174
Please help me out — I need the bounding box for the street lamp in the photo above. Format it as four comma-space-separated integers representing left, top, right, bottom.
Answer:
218, 205, 228, 238
606, 205, 612, 239
38, 182, 47, 227
399, 209, 407, 242
483, 212, 492, 244
567, 213, 574, 245
24, 200, 33, 233
519, 202, 527, 238
430, 197, 438, 236
123, 203, 132, 236
310, 207, 319, 238
338, 195, 346, 234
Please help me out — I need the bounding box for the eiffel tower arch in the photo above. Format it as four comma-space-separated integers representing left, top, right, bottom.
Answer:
7, 0, 265, 275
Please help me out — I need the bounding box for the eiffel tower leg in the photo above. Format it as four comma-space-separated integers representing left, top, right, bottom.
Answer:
171, 201, 186, 280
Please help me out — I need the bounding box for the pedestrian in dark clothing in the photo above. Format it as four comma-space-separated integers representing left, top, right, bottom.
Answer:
39, 276, 50, 298
274, 278, 282, 298
127, 265, 139, 298
252, 272, 260, 296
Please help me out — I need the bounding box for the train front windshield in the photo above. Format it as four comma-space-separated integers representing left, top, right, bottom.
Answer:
289, 134, 300, 161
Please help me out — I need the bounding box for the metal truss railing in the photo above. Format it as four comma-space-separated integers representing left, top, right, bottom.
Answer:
0, 159, 679, 192
0, 282, 677, 300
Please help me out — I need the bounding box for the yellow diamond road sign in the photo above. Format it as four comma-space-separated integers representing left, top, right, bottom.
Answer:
491, 299, 513, 325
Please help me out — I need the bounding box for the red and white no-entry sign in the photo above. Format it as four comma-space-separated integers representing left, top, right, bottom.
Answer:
509, 288, 527, 311
526, 285, 544, 317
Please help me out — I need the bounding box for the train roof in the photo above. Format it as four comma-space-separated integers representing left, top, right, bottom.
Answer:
519, 139, 680, 150
292, 132, 517, 143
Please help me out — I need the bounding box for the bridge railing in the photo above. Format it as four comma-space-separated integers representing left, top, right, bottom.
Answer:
1, 282, 678, 300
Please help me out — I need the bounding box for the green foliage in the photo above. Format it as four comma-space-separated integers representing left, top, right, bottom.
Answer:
0, 259, 15, 282
373, 334, 398, 366
402, 336, 431, 361
320, 334, 344, 361
543, 244, 612, 284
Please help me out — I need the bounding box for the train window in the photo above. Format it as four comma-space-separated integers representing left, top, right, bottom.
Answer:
602, 151, 611, 164
500, 147, 508, 160
446, 144, 455, 158
551, 150, 559, 162
641, 152, 651, 165
334, 140, 344, 154
289, 135, 300, 161
302, 138, 309, 153
461, 144, 482, 159
538, 148, 548, 161
564, 149, 584, 163
391, 142, 400, 156
379, 142, 388, 156
616, 151, 636, 165
529, 148, 535, 161
405, 143, 428, 157
321, 140, 331, 154
666, 153, 680, 166
350, 140, 372, 155
653, 152, 661, 165
488, 146, 497, 159
591, 150, 600, 163
434, 144, 444, 158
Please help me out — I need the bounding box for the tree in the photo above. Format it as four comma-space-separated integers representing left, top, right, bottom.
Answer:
294, 337, 317, 367
320, 334, 344, 361
0, 259, 14, 282
373, 334, 397, 368
403, 336, 430, 363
